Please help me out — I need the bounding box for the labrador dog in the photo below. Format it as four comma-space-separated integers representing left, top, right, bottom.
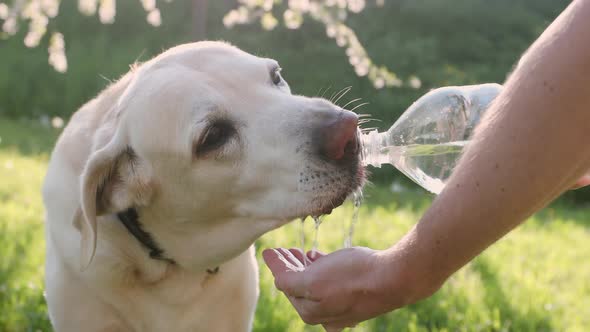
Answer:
42, 41, 363, 332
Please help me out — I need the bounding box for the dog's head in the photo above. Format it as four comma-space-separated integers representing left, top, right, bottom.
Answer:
80, 42, 364, 270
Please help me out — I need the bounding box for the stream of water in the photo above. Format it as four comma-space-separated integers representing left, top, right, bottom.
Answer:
344, 190, 363, 248
298, 189, 364, 266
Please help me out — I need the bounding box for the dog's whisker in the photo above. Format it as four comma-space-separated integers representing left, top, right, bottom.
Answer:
341, 98, 363, 110
360, 124, 378, 129
360, 127, 379, 132
334, 86, 352, 104
330, 86, 350, 103
332, 86, 352, 105
358, 118, 382, 123
317, 86, 328, 98
328, 86, 342, 102
328, 196, 336, 213
357, 113, 373, 118
329, 87, 343, 102
349, 102, 370, 113
321, 85, 332, 98
99, 74, 113, 84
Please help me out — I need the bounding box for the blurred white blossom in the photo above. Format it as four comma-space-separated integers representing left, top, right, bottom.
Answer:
99, 0, 116, 24
347, 0, 365, 13
48, 32, 67, 73
147, 8, 161, 27
288, 0, 310, 13
373, 77, 384, 89
261, 12, 278, 30
326, 24, 336, 37
21, 0, 49, 47
283, 9, 303, 29
140, 0, 156, 12
223, 6, 251, 28
21, 1, 49, 47
262, 0, 274, 11
78, 0, 98, 16
40, 0, 59, 18
223, 0, 405, 89
0, 3, 9, 19
23, 14, 48, 47
408, 75, 422, 89
3, 17, 18, 35
1, 0, 408, 88
0, 0, 167, 71
51, 116, 64, 128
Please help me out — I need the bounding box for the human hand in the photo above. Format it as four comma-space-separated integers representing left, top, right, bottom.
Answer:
262, 247, 435, 331
571, 171, 590, 190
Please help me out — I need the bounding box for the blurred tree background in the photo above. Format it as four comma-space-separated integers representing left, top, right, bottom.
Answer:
1, 2, 590, 331
1, 0, 588, 200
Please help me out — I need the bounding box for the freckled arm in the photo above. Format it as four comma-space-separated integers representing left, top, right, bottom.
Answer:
382, 0, 590, 298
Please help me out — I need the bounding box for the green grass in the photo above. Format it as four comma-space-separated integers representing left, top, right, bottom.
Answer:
0, 119, 58, 331
1, 117, 589, 332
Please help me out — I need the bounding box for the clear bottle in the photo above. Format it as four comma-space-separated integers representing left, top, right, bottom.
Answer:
361, 83, 502, 194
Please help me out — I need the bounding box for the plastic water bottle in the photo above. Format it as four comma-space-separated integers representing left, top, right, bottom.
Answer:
361, 83, 502, 194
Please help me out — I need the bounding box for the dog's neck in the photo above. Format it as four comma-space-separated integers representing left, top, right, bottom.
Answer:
116, 208, 220, 275
116, 208, 174, 263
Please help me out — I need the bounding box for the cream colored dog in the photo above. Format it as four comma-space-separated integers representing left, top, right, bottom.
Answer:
42, 41, 363, 332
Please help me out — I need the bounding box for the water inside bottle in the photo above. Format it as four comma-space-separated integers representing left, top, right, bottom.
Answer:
360, 83, 502, 194
381, 140, 468, 194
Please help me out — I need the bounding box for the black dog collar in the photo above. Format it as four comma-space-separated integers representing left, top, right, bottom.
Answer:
116, 208, 219, 275
116, 208, 175, 263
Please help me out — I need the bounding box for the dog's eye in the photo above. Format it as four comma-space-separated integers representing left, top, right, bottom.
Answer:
196, 121, 235, 156
271, 67, 283, 85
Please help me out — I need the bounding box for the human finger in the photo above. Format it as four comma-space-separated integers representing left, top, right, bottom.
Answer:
307, 249, 327, 262
263, 248, 307, 297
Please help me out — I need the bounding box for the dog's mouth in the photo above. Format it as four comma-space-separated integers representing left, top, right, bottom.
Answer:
292, 127, 365, 218
299, 150, 366, 217
316, 165, 365, 215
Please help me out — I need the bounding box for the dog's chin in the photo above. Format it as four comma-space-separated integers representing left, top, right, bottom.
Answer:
304, 165, 366, 218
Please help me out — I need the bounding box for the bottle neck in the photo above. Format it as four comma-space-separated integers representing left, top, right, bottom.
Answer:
360, 129, 387, 167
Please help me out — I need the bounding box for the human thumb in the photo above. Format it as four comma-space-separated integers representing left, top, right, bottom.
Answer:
572, 174, 590, 190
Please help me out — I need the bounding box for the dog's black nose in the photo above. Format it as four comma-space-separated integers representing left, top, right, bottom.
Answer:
315, 110, 359, 161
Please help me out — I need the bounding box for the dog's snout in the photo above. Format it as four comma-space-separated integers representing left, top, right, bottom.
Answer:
315, 110, 359, 161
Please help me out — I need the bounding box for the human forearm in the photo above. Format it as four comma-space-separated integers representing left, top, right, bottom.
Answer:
381, 0, 590, 301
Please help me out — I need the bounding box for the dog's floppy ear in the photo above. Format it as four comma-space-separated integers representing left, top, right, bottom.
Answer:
79, 132, 155, 270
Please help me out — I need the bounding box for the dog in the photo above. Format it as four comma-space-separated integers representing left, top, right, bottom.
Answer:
42, 41, 363, 332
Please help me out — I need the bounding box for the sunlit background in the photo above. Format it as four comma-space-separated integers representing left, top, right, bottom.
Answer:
1, 0, 589, 331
